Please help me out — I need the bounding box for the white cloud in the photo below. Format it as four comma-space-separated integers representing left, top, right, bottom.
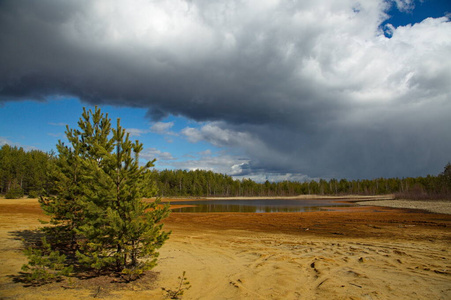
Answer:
126, 122, 177, 136
392, 0, 416, 13
167, 152, 250, 176
141, 147, 175, 162
127, 121, 175, 137
234, 172, 311, 183
181, 127, 203, 143
181, 122, 260, 149
150, 121, 175, 134
126, 128, 147, 137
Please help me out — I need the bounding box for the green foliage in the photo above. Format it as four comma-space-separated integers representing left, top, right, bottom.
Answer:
162, 271, 191, 299
75, 247, 115, 272
0, 144, 52, 197
21, 237, 73, 285
151, 167, 451, 198
5, 187, 24, 199
5, 180, 24, 199
38, 106, 170, 278
39, 225, 76, 249
27, 190, 40, 198
121, 263, 147, 282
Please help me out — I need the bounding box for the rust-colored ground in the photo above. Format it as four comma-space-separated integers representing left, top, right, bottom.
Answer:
0, 198, 450, 299
165, 206, 450, 242
3, 199, 449, 241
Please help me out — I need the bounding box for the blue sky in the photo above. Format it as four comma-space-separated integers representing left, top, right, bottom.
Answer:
0, 98, 221, 171
383, 0, 450, 26
380, 0, 451, 36
1, 0, 450, 181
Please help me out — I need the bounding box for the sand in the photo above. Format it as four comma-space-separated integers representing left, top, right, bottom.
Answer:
356, 199, 451, 215
0, 198, 450, 299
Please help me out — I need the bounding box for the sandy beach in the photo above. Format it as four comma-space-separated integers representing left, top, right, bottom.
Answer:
355, 199, 451, 215
0, 197, 450, 299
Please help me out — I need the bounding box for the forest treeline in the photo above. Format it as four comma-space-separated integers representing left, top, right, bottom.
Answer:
1, 144, 450, 199
0, 144, 50, 198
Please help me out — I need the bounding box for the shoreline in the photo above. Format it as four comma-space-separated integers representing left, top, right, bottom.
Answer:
356, 199, 451, 215
160, 194, 395, 202
161, 195, 451, 215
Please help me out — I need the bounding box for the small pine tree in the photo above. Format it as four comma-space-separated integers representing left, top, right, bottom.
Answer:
21, 237, 73, 285
40, 106, 170, 277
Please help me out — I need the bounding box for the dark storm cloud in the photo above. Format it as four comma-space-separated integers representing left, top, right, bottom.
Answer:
0, 0, 340, 125
1, 0, 451, 179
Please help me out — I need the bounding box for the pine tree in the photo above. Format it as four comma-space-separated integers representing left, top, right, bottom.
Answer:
40, 107, 170, 278
38, 108, 105, 245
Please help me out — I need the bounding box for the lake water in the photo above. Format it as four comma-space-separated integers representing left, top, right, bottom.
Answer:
169, 199, 354, 213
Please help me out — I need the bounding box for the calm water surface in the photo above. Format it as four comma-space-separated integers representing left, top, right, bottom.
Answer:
169, 199, 354, 213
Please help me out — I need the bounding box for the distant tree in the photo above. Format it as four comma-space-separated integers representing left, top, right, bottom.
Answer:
5, 178, 24, 199
0, 144, 14, 194
24, 150, 52, 197
442, 163, 451, 178
440, 162, 451, 192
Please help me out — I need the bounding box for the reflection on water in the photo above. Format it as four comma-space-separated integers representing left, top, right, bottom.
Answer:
169, 199, 354, 213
